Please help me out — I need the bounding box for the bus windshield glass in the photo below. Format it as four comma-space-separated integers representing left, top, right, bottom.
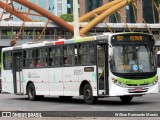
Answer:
111, 45, 156, 74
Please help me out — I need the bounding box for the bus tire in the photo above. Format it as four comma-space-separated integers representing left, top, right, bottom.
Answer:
83, 84, 97, 104
120, 96, 133, 103
27, 83, 37, 101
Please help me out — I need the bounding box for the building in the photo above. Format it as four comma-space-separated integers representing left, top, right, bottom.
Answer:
0, 0, 68, 21
79, 0, 159, 23
0, 0, 159, 23
12, 0, 68, 21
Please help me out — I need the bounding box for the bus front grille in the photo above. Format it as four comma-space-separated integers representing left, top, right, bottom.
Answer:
128, 88, 148, 93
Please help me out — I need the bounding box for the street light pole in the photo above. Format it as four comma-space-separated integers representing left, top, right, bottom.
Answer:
73, 0, 80, 39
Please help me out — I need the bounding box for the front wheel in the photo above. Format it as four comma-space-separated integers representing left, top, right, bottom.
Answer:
120, 96, 133, 103
27, 83, 37, 101
27, 83, 44, 101
83, 84, 97, 104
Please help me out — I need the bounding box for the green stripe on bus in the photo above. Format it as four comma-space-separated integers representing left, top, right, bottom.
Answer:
53, 75, 55, 82
22, 76, 25, 83
92, 73, 96, 82
117, 76, 157, 85
74, 38, 85, 43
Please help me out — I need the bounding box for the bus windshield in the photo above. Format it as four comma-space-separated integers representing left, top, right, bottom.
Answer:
110, 45, 156, 74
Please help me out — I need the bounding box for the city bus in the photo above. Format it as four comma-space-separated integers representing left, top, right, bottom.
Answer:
1, 32, 158, 104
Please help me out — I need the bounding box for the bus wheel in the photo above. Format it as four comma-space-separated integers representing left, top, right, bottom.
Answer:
27, 83, 37, 101
83, 84, 97, 104
120, 96, 133, 103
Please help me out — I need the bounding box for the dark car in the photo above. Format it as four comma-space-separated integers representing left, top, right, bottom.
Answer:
0, 80, 1, 93
0, 73, 1, 93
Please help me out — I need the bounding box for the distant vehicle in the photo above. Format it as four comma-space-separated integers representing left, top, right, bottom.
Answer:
1, 32, 158, 104
157, 51, 160, 79
0, 72, 1, 93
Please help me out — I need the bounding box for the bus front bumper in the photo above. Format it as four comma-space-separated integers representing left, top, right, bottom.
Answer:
109, 83, 159, 96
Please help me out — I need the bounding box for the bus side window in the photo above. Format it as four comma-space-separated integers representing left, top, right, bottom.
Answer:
55, 47, 62, 67
24, 50, 34, 68
49, 48, 54, 66
30, 60, 36, 67
3, 52, 12, 70
74, 47, 78, 65
36, 48, 48, 68
78, 43, 95, 65
63, 45, 75, 66
49, 47, 62, 67
87, 43, 95, 65
79, 44, 86, 65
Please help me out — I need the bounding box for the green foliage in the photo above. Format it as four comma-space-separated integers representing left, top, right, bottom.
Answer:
60, 14, 73, 22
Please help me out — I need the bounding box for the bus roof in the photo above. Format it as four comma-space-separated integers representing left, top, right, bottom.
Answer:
2, 35, 106, 51
2, 32, 153, 52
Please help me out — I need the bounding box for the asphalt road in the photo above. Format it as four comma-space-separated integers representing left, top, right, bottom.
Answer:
0, 93, 160, 119
0, 93, 160, 111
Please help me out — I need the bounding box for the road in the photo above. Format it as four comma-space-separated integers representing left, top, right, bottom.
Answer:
0, 93, 160, 120
0, 93, 160, 111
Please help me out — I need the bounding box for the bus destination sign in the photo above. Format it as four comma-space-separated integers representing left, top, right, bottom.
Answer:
117, 36, 142, 41
111, 34, 154, 44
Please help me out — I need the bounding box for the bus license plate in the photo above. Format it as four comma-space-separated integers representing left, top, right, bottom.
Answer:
134, 88, 142, 92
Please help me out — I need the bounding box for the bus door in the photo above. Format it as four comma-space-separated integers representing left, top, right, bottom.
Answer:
13, 52, 23, 94
97, 44, 109, 95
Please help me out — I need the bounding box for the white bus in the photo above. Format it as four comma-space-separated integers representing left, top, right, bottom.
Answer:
1, 32, 158, 104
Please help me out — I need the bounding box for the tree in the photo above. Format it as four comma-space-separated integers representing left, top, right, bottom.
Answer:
60, 14, 73, 22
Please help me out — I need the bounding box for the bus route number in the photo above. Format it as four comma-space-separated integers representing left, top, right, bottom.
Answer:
117, 36, 123, 41
74, 69, 83, 75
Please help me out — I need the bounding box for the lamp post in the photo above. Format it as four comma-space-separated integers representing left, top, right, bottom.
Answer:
73, 0, 80, 39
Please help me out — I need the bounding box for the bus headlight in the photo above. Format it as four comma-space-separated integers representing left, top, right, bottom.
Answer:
112, 79, 127, 87
149, 79, 158, 86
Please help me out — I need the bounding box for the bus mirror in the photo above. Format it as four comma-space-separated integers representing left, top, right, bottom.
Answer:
108, 44, 113, 62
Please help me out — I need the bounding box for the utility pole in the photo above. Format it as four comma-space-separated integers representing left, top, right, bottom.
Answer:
73, 0, 80, 39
